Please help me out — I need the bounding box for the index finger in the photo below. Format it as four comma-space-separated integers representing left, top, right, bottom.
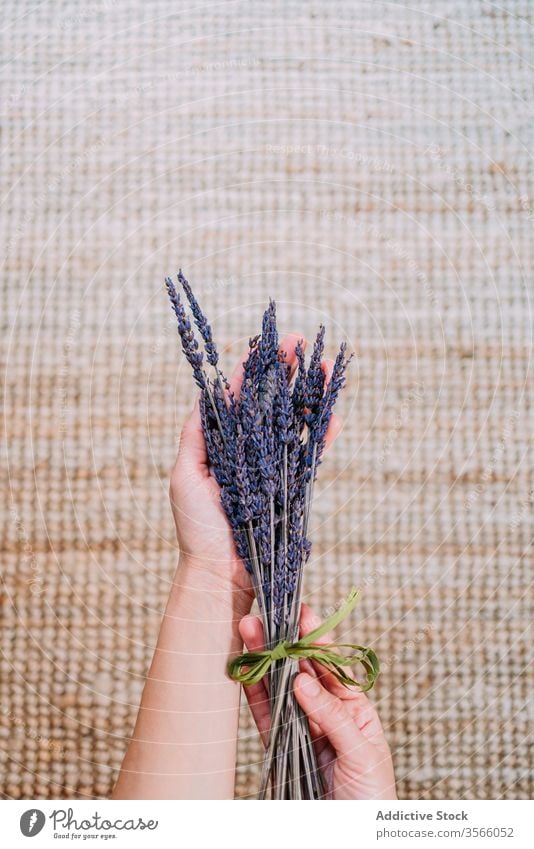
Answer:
299, 603, 333, 645
299, 603, 371, 703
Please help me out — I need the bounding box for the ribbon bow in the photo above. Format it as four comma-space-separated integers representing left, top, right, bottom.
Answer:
227, 588, 380, 692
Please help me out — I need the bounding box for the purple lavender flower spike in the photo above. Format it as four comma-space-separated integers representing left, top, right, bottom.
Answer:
178, 269, 221, 369
233, 528, 252, 570
258, 300, 278, 376
291, 339, 307, 429
314, 343, 352, 442
166, 277, 205, 391
304, 325, 325, 421
258, 426, 278, 498
305, 342, 353, 480
274, 360, 291, 445
257, 506, 272, 579
235, 422, 255, 523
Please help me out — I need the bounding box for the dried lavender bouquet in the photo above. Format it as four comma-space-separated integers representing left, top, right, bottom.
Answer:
166, 271, 378, 799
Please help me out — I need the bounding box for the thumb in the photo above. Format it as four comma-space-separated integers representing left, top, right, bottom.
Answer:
176, 398, 208, 471
294, 673, 370, 765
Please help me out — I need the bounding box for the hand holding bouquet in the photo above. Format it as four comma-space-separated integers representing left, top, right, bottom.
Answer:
166, 272, 380, 799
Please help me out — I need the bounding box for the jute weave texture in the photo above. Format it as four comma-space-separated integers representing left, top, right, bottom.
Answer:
1, 1, 532, 799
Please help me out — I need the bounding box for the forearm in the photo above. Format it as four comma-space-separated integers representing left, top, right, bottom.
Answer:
112, 556, 251, 799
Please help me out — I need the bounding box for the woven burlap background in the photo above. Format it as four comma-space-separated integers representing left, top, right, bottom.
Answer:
1, 1, 532, 800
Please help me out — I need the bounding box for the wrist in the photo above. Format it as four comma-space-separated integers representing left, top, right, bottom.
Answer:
169, 555, 254, 620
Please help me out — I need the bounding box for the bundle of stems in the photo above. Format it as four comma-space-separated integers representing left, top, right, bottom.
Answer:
166, 271, 356, 798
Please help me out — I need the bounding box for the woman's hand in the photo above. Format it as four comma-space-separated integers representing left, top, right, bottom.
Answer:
169, 333, 343, 610
114, 335, 348, 799
239, 605, 397, 800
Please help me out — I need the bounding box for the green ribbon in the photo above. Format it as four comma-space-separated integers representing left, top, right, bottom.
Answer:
228, 588, 380, 692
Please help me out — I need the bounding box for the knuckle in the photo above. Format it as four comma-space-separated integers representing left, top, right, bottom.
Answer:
328, 698, 349, 725
316, 693, 351, 733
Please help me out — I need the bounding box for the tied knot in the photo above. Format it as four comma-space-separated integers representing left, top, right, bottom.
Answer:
270, 640, 290, 662
227, 588, 380, 692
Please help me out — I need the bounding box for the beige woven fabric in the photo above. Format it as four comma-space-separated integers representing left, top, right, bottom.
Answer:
1, 1, 532, 800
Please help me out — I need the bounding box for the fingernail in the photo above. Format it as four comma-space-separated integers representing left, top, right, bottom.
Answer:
298, 674, 321, 697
